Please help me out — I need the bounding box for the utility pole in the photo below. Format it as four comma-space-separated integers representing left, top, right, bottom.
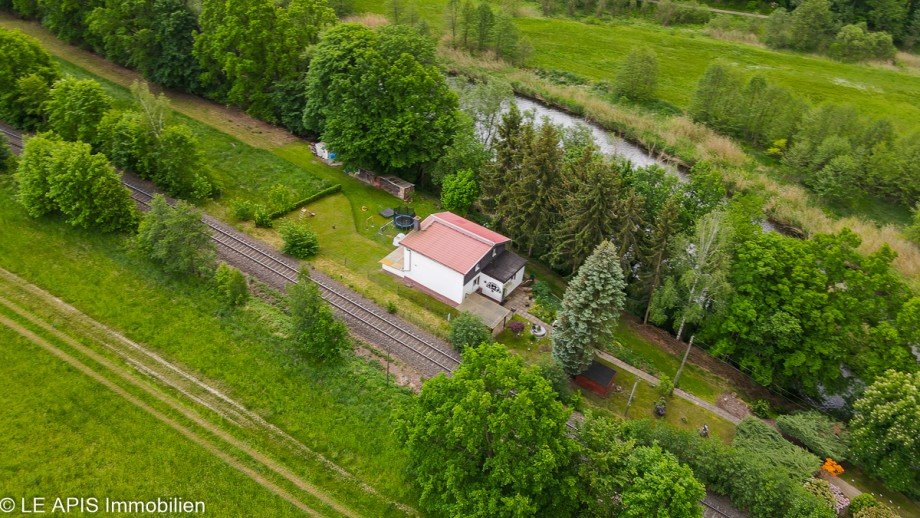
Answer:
674, 334, 695, 389
624, 380, 639, 417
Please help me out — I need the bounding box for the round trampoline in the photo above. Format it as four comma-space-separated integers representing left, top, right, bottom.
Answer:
393, 206, 416, 231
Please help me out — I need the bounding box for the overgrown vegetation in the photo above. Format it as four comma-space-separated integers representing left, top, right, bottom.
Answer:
776, 411, 849, 462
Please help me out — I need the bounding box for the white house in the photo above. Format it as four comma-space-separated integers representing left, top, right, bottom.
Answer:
380, 212, 527, 306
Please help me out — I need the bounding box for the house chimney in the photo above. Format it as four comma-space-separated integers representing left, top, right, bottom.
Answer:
412, 216, 421, 231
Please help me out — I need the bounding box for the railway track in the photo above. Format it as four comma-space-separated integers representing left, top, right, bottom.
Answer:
2, 122, 458, 376
123, 182, 460, 376
1, 124, 24, 154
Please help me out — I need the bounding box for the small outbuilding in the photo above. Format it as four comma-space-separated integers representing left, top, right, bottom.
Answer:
575, 361, 617, 397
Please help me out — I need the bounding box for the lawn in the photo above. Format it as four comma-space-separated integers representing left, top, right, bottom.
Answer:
0, 182, 418, 514
0, 327, 303, 517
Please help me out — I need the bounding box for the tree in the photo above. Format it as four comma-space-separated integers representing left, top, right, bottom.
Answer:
444, 0, 461, 42
830, 23, 897, 62
621, 445, 705, 518
440, 169, 479, 215
194, 0, 334, 119
213, 262, 249, 309
811, 154, 861, 205
575, 414, 634, 517
492, 11, 521, 61
449, 311, 491, 351
288, 269, 351, 362
550, 151, 623, 273
152, 124, 212, 199
97, 110, 157, 177
397, 343, 579, 516
457, 78, 513, 150
0, 29, 59, 129
31, 0, 101, 43
552, 240, 626, 375
637, 197, 682, 323
429, 114, 490, 187
46, 78, 113, 144
849, 370, 920, 496
304, 24, 460, 179
649, 209, 732, 342
788, 0, 838, 51
504, 120, 562, 257
280, 222, 320, 258
614, 47, 658, 102
136, 195, 216, 276
15, 136, 136, 232
474, 2, 494, 51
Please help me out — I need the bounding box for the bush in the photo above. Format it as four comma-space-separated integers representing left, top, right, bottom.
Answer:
253, 205, 272, 228
508, 320, 526, 336
0, 135, 12, 174
232, 199, 256, 221
830, 24, 896, 62
847, 494, 879, 517
733, 417, 822, 484
657, 373, 674, 398
0, 29, 59, 129
213, 262, 249, 310
280, 222, 319, 259
803, 478, 836, 511
654, 0, 712, 26
749, 399, 772, 418
854, 506, 898, 518
776, 411, 848, 461
449, 312, 491, 352
614, 47, 658, 102
288, 269, 351, 362
386, 300, 398, 314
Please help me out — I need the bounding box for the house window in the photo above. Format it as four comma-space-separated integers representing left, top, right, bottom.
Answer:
474, 277, 479, 285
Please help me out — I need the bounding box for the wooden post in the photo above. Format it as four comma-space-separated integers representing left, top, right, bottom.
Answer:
624, 380, 639, 417
674, 334, 695, 389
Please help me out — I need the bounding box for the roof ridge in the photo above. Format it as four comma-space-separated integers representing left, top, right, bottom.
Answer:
430, 214, 497, 246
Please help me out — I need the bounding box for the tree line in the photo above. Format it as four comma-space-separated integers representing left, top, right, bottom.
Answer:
690, 62, 919, 208
442, 0, 530, 63
0, 0, 464, 183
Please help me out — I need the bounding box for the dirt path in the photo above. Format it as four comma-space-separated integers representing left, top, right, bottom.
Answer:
0, 267, 417, 516
0, 292, 362, 518
0, 13, 296, 151
0, 312, 325, 516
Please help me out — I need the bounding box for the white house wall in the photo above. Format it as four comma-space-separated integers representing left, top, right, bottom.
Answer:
479, 273, 505, 302
504, 268, 525, 298
405, 249, 467, 304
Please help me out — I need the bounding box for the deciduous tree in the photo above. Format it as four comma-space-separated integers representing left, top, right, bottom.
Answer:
398, 343, 579, 516
449, 311, 491, 351
45, 78, 112, 144
614, 47, 658, 102
213, 262, 249, 309
440, 169, 480, 215
0, 29, 59, 130
288, 269, 351, 362
849, 370, 919, 497
136, 195, 215, 276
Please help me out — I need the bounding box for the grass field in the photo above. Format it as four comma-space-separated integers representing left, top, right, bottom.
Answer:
354, 1, 920, 134
0, 326, 304, 517
0, 181, 418, 515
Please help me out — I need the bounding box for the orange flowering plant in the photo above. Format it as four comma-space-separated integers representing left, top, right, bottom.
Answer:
821, 458, 844, 477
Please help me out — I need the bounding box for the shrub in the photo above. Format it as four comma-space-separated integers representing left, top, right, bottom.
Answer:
508, 320, 526, 336
803, 478, 836, 511
213, 262, 249, 310
657, 373, 674, 398
854, 506, 898, 518
253, 205, 272, 228
440, 169, 479, 215
0, 135, 12, 174
614, 47, 658, 102
847, 494, 879, 516
829, 24, 896, 62
776, 411, 848, 461
733, 417, 822, 484
386, 300, 398, 314
749, 399, 772, 418
232, 199, 256, 221
280, 222, 320, 259
0, 29, 60, 129
449, 312, 491, 352
537, 357, 577, 405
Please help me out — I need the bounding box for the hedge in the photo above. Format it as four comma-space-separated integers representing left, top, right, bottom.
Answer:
776, 411, 848, 462
622, 419, 835, 518
733, 417, 822, 484
268, 183, 341, 219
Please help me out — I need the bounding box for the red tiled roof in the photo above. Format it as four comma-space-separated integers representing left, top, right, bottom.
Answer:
399, 212, 508, 274
432, 212, 510, 245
